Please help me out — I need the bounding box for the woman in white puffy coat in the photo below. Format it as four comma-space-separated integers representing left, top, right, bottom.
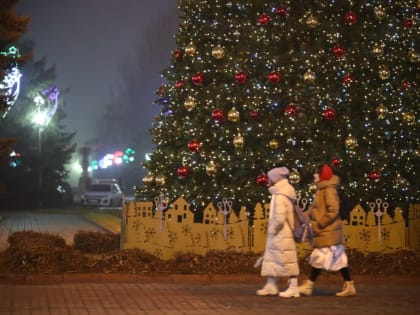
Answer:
256, 167, 300, 298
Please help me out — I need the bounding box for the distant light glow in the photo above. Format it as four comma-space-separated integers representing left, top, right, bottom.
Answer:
72, 162, 83, 173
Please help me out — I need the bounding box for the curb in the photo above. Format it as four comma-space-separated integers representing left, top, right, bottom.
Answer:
0, 273, 264, 285
1, 273, 419, 285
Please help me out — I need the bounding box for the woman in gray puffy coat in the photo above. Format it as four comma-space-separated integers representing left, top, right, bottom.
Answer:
256, 167, 300, 298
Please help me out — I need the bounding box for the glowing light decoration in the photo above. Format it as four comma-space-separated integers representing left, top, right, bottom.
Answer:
89, 148, 137, 171
33, 86, 60, 130
8, 150, 21, 168
1, 46, 22, 118
99, 154, 114, 169
113, 151, 124, 165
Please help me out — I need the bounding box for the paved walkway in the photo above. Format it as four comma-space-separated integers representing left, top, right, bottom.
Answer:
0, 275, 419, 314
0, 211, 109, 250
0, 212, 419, 314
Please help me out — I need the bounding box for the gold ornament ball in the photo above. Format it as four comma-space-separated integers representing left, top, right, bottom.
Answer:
376, 104, 387, 119
269, 139, 279, 149
211, 45, 225, 59
233, 133, 244, 149
378, 67, 390, 80
142, 174, 155, 186
345, 134, 358, 149
227, 107, 240, 122
289, 169, 301, 184
205, 161, 217, 176
374, 6, 386, 19
308, 182, 317, 194
185, 42, 196, 56
408, 48, 419, 63
155, 175, 166, 186
306, 14, 319, 28
303, 70, 316, 84
184, 96, 196, 111
372, 44, 383, 56
402, 112, 415, 125
395, 174, 408, 186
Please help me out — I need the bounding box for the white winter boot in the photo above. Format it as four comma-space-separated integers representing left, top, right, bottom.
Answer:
336, 280, 356, 297
298, 279, 315, 296
279, 277, 300, 298
256, 277, 279, 296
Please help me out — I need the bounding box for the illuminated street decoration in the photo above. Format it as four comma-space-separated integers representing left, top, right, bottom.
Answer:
33, 86, 60, 131
88, 148, 136, 171
8, 150, 21, 168
1, 46, 22, 118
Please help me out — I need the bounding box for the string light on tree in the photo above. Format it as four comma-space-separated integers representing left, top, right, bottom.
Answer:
139, 0, 419, 215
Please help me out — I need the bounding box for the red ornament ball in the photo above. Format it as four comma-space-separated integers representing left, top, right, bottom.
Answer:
235, 71, 247, 84
276, 6, 289, 17
268, 71, 281, 84
256, 173, 268, 186
331, 158, 341, 167
175, 80, 184, 89
285, 104, 298, 118
258, 14, 270, 25
177, 165, 189, 178
404, 19, 413, 28
333, 44, 345, 58
345, 11, 358, 25
323, 107, 336, 120
368, 170, 381, 181
343, 74, 354, 85
187, 139, 200, 152
157, 85, 166, 97
192, 73, 204, 85
172, 49, 183, 61
403, 80, 411, 90
211, 108, 224, 122
250, 110, 260, 120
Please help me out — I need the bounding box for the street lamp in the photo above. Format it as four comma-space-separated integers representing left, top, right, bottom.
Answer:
32, 86, 60, 208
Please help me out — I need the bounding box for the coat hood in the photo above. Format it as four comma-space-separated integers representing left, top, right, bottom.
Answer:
269, 178, 296, 199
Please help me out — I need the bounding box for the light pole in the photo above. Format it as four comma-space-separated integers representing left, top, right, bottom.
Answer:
33, 95, 45, 154
32, 86, 60, 208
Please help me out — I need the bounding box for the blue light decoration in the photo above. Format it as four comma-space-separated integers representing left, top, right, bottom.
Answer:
1, 46, 22, 118
88, 148, 136, 172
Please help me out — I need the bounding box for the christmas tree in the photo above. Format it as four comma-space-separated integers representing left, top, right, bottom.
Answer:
137, 0, 419, 214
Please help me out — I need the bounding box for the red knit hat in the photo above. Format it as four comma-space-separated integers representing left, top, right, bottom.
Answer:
319, 164, 333, 181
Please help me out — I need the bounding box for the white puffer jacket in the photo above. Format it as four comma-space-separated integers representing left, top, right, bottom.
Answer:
261, 178, 299, 277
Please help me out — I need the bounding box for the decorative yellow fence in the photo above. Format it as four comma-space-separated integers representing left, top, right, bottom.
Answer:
121, 196, 420, 260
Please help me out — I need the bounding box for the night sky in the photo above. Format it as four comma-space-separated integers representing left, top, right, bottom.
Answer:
16, 0, 179, 145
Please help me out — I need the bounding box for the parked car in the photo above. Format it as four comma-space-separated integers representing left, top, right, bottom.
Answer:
80, 179, 122, 207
